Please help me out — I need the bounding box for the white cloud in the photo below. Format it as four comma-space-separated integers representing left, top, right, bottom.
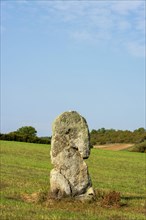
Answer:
127, 42, 145, 58
2, 0, 145, 57
110, 1, 143, 15
117, 20, 131, 31
71, 30, 92, 41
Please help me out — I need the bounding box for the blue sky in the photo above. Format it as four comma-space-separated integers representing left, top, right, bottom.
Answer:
1, 0, 145, 136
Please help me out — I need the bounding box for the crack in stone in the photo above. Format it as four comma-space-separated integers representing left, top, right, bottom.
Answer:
59, 169, 73, 197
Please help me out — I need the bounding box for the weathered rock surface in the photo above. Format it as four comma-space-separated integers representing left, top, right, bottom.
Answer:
50, 111, 94, 200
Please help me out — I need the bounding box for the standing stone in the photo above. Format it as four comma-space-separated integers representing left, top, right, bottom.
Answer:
50, 111, 94, 200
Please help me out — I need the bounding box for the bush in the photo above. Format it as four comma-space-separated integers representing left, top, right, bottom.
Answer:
129, 141, 146, 153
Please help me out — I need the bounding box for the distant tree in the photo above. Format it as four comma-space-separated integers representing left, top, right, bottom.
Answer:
98, 128, 106, 133
16, 126, 37, 137
134, 128, 146, 133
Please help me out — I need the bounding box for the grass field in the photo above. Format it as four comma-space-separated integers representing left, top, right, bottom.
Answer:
0, 140, 146, 220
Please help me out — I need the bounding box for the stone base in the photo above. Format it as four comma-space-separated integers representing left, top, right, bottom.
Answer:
75, 187, 95, 202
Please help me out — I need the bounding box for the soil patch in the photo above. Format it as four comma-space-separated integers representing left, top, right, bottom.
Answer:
94, 144, 134, 151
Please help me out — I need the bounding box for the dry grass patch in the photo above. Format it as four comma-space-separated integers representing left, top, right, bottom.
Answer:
20, 189, 124, 210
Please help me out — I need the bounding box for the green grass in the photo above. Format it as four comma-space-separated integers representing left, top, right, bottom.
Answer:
0, 140, 146, 220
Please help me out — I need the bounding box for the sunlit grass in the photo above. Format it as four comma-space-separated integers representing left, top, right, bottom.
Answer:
0, 140, 145, 220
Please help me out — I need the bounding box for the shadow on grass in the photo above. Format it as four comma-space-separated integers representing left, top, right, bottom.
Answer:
0, 182, 9, 190
122, 196, 146, 200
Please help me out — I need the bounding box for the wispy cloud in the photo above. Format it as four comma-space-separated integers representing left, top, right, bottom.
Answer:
36, 0, 145, 57
127, 41, 145, 58
110, 1, 144, 14
2, 0, 145, 57
71, 30, 92, 41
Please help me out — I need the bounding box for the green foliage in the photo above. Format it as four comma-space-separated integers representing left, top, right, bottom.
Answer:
128, 140, 146, 153
0, 141, 146, 220
90, 127, 146, 147
0, 126, 51, 144
16, 126, 37, 137
0, 132, 51, 145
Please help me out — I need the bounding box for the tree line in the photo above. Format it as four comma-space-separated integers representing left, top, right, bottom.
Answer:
0, 126, 51, 144
1, 126, 146, 147
90, 127, 146, 146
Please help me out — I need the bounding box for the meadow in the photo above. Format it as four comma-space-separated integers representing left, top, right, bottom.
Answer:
0, 141, 146, 220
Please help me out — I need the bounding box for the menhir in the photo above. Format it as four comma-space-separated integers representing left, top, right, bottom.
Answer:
50, 111, 94, 200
